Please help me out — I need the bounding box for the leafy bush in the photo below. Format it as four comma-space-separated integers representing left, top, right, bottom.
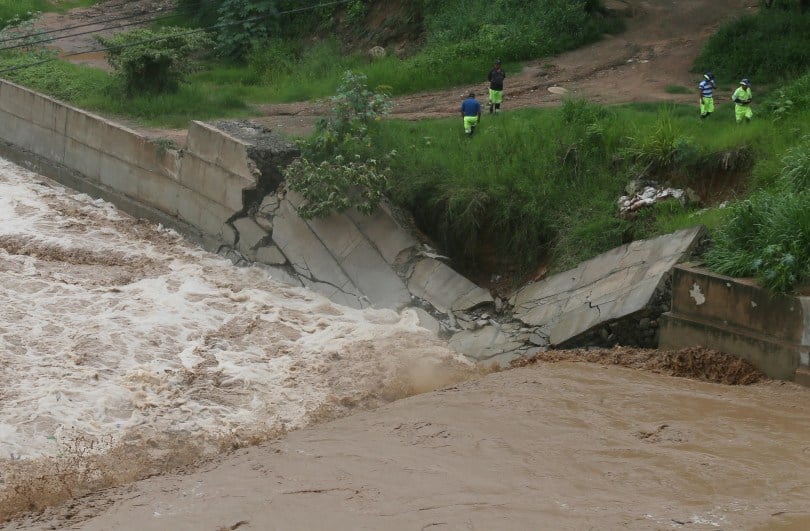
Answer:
175, 0, 222, 27
284, 155, 391, 218
97, 27, 212, 95
285, 71, 394, 218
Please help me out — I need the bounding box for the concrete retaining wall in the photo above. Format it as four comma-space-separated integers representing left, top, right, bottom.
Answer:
0, 79, 257, 247
659, 264, 810, 381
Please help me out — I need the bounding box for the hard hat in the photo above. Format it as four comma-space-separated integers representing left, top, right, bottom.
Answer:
494, 58, 502, 64
740, 78, 750, 86
704, 71, 714, 80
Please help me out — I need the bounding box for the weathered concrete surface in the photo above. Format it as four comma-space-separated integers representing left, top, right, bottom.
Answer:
659, 264, 810, 382
407, 258, 493, 314
0, 79, 262, 248
511, 227, 704, 347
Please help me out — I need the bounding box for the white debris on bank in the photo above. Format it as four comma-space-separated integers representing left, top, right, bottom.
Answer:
618, 185, 691, 217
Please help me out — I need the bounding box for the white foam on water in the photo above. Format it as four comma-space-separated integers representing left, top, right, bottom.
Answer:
0, 158, 470, 461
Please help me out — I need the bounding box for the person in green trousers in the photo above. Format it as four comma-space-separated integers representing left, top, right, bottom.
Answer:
732, 78, 753, 123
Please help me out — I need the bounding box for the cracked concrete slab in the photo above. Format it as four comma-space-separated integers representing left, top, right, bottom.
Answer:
297, 196, 412, 311
233, 217, 270, 258
513, 227, 704, 346
273, 199, 364, 308
407, 258, 493, 315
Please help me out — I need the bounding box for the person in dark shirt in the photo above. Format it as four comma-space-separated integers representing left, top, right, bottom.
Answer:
487, 59, 506, 114
461, 92, 482, 137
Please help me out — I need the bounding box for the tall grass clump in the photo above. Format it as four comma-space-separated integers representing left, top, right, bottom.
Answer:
706, 192, 810, 292
621, 105, 696, 170
694, 8, 810, 83
706, 137, 810, 292
422, 0, 616, 63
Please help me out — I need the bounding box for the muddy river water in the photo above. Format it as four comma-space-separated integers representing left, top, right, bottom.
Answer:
1, 157, 809, 530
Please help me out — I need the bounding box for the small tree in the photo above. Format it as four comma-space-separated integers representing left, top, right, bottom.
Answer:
97, 27, 212, 95
284, 71, 394, 219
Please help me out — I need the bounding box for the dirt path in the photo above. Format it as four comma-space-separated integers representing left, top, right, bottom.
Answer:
30, 0, 756, 139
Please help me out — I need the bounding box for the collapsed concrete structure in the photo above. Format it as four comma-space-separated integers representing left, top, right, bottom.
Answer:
2, 78, 807, 382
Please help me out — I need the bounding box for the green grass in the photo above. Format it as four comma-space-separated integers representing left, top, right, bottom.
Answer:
0, 0, 97, 28
0, 52, 254, 127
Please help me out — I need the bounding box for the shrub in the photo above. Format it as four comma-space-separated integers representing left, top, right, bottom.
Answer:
305, 70, 392, 158
97, 27, 212, 95
285, 71, 394, 218
284, 154, 391, 219
214, 0, 278, 60
780, 136, 810, 192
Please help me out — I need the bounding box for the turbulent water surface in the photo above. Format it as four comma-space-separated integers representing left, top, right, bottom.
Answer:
0, 157, 472, 518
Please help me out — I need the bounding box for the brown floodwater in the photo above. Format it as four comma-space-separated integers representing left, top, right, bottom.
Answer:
12, 361, 809, 530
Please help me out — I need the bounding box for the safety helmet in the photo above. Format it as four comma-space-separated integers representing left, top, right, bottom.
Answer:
740, 78, 750, 86
494, 59, 502, 64
704, 71, 714, 80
